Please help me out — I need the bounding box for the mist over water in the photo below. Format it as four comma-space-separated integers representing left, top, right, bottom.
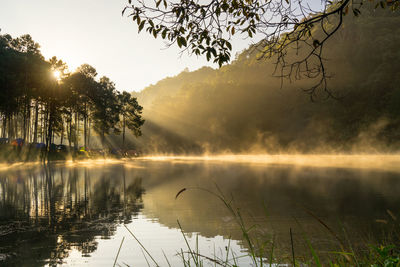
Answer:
1, 155, 399, 265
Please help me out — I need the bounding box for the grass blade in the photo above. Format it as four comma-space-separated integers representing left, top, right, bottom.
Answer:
124, 224, 160, 266
162, 250, 172, 267
290, 228, 295, 267
177, 219, 199, 266
113, 236, 125, 267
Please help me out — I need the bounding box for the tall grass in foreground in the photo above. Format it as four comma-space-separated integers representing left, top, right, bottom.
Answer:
118, 186, 399, 267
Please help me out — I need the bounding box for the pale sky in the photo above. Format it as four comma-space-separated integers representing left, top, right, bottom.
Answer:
0, 0, 257, 92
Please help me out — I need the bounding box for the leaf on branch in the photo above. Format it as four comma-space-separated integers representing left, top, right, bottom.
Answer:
149, 19, 154, 27
177, 37, 186, 48
226, 42, 232, 50
138, 21, 145, 32
181, 37, 187, 47
161, 29, 167, 39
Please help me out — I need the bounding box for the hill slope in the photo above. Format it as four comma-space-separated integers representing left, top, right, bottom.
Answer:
130, 7, 400, 154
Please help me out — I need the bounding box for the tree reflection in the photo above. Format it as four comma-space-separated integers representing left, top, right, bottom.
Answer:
0, 164, 144, 265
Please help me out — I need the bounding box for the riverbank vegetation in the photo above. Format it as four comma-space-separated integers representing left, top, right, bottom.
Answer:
0, 32, 144, 161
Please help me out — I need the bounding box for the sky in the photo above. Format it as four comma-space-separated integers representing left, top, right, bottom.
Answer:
0, 0, 258, 92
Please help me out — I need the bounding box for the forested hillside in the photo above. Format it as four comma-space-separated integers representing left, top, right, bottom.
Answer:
132, 6, 400, 154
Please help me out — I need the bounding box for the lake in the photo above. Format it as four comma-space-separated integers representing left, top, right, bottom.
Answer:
1, 155, 400, 266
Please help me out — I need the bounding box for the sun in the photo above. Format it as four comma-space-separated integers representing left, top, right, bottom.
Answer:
53, 70, 61, 80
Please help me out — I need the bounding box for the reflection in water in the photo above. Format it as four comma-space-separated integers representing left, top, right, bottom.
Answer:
0, 157, 400, 265
0, 164, 144, 266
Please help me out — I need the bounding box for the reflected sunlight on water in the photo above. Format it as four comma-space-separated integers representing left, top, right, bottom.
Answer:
139, 154, 400, 172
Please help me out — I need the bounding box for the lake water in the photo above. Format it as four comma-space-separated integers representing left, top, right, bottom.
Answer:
1, 155, 400, 266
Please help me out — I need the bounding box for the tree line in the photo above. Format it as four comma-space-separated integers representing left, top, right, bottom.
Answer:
0, 32, 144, 152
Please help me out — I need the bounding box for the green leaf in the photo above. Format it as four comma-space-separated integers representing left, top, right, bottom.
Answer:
181, 37, 187, 47
210, 48, 217, 57
161, 29, 167, 39
177, 37, 182, 48
149, 20, 154, 27
226, 42, 232, 50
138, 21, 145, 32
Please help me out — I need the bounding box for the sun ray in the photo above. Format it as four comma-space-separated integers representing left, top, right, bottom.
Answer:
53, 70, 61, 80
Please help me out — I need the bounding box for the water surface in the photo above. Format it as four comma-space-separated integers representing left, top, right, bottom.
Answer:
1, 155, 400, 266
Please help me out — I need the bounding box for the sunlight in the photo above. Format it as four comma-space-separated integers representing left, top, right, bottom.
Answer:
53, 70, 61, 80
137, 154, 400, 172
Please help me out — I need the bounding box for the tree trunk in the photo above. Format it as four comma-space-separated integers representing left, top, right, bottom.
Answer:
8, 114, 13, 141
101, 130, 105, 149
46, 104, 52, 149
84, 115, 87, 150
88, 119, 91, 148
60, 119, 64, 145
13, 114, 18, 139
122, 114, 126, 149
33, 100, 39, 143
68, 108, 72, 149
74, 112, 78, 150
26, 103, 31, 143
84, 103, 87, 150
23, 103, 27, 141
2, 115, 7, 139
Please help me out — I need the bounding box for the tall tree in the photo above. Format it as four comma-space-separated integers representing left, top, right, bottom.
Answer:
92, 77, 121, 148
118, 91, 145, 148
76, 64, 97, 149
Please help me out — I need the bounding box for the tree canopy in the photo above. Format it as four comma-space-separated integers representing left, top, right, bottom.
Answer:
0, 31, 144, 154
123, 0, 399, 95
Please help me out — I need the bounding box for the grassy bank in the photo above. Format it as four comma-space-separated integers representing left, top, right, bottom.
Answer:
0, 144, 138, 163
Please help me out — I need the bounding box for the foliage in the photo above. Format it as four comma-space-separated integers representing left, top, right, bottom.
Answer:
0, 31, 144, 156
123, 0, 399, 93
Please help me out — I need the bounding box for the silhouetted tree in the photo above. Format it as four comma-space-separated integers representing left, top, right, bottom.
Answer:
92, 77, 121, 148
118, 91, 145, 148
0, 31, 145, 158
